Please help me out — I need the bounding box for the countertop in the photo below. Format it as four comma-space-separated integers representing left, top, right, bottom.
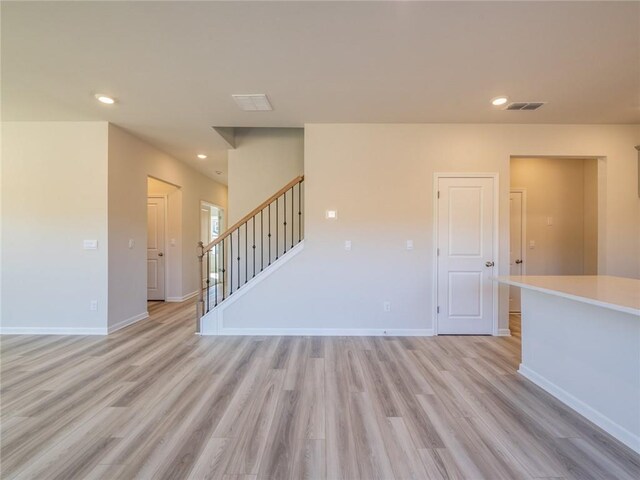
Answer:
494, 275, 640, 316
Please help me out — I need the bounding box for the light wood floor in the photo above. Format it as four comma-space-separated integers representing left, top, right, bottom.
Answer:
1, 303, 638, 480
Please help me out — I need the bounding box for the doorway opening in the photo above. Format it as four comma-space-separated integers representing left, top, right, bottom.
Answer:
200, 201, 225, 289
147, 177, 180, 301
509, 156, 599, 314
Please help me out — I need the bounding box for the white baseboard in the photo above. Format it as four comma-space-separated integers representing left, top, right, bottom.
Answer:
519, 364, 640, 454
0, 326, 108, 335
497, 328, 512, 336
166, 290, 198, 303
213, 327, 434, 337
108, 311, 149, 333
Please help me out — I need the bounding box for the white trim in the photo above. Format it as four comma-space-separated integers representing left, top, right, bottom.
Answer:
0, 326, 108, 335
432, 172, 500, 336
108, 311, 149, 333
509, 188, 527, 313
497, 328, 512, 336
201, 242, 305, 334
166, 290, 198, 303
519, 364, 640, 454
214, 328, 434, 337
509, 188, 527, 276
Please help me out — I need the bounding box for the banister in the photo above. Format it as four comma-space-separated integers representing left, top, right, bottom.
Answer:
202, 175, 304, 253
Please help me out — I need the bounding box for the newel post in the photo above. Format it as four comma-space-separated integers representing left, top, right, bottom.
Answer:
196, 241, 205, 333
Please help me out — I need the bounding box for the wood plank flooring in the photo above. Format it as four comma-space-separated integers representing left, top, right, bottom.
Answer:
1, 303, 638, 479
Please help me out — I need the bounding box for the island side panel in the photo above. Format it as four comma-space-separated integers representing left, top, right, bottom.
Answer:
518, 288, 640, 453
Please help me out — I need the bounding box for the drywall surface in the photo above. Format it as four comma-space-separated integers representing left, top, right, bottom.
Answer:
228, 128, 303, 224
222, 124, 639, 334
1, 122, 109, 332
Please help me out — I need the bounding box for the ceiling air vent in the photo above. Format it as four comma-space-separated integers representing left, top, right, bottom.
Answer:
506, 102, 545, 111
231, 94, 273, 111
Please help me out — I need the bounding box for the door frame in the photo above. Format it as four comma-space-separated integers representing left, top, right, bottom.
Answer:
200, 200, 226, 241
200, 200, 225, 289
148, 194, 169, 301
509, 188, 527, 276
432, 172, 500, 336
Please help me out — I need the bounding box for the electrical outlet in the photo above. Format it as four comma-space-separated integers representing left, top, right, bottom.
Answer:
128, 239, 135, 249
529, 240, 536, 249
345, 240, 352, 251
89, 300, 98, 311
383, 301, 391, 312
406, 240, 414, 250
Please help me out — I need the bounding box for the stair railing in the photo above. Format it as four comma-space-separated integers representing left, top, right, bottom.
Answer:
196, 175, 304, 330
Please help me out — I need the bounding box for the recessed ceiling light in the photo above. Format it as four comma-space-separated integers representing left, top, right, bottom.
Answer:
95, 94, 115, 104
232, 94, 273, 111
491, 96, 509, 106
197, 154, 207, 159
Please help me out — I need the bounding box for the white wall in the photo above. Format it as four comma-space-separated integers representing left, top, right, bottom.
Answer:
228, 128, 304, 223
1, 122, 109, 333
108, 125, 227, 329
511, 157, 598, 275
221, 124, 640, 334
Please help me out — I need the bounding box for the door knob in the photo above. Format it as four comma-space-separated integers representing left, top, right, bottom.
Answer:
515, 259, 523, 264
485, 261, 494, 267
158, 252, 164, 257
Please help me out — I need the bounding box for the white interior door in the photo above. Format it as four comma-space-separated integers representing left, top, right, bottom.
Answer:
437, 176, 495, 334
509, 191, 524, 312
147, 197, 166, 300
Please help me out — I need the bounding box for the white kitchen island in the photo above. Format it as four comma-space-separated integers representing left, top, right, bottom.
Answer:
495, 275, 640, 454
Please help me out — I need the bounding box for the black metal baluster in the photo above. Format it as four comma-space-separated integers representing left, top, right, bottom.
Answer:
283, 191, 287, 254
214, 245, 218, 307
222, 239, 226, 301
261, 210, 264, 272
291, 186, 294, 248
268, 204, 272, 266
298, 181, 302, 242
276, 198, 279, 260
206, 251, 210, 312
252, 216, 256, 278
237, 228, 241, 290
230, 233, 233, 294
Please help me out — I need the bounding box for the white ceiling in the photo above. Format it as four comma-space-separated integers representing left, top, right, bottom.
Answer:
3, 1, 639, 184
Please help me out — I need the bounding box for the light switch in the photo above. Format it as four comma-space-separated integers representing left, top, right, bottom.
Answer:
83, 240, 98, 250
128, 239, 135, 249
170, 238, 176, 246
345, 240, 352, 251
546, 216, 553, 226
406, 240, 414, 250
325, 210, 338, 220
529, 240, 536, 249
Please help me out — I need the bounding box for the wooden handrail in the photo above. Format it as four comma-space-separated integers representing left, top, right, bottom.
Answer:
202, 175, 304, 253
